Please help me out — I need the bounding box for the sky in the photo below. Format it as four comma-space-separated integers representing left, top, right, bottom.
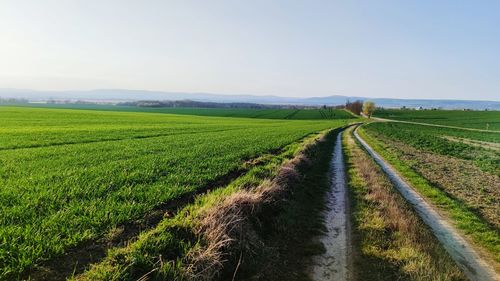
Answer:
0, 0, 499, 101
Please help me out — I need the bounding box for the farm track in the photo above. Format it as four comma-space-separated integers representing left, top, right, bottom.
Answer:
441, 135, 500, 151
354, 126, 499, 281
23, 142, 293, 281
373, 117, 500, 133
284, 109, 300, 119
310, 131, 351, 281
0, 127, 246, 151
253, 109, 282, 118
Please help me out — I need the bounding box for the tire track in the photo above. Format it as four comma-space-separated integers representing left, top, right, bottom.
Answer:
354, 126, 499, 281
0, 127, 246, 151
372, 116, 500, 133
310, 131, 351, 281
23, 132, 320, 280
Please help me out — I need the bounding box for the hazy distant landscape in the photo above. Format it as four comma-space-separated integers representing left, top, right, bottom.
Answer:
1, 88, 498, 110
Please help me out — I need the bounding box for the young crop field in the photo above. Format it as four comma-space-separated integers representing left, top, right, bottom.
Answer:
0, 106, 352, 279
75, 128, 343, 281
3, 105, 498, 280
363, 122, 499, 175
6, 104, 356, 120
374, 108, 500, 130
360, 122, 500, 264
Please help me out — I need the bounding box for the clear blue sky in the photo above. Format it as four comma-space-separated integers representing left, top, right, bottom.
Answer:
1, 0, 499, 100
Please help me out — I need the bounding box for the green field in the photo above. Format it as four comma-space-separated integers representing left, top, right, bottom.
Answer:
363, 122, 499, 174
7, 103, 356, 120
0, 106, 351, 278
374, 109, 500, 130
360, 122, 500, 261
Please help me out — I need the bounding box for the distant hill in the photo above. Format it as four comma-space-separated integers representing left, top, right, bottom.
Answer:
0, 88, 498, 110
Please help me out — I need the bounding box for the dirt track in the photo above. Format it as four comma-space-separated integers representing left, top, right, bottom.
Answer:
372, 116, 500, 133
310, 131, 351, 281
354, 127, 499, 281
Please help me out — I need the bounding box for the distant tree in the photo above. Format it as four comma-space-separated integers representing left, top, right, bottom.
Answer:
363, 101, 376, 118
345, 100, 363, 115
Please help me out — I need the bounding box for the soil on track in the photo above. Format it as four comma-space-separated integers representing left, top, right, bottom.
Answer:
310, 131, 351, 281
372, 117, 500, 133
354, 127, 499, 281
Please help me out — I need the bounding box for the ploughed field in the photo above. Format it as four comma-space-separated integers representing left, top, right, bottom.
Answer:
12, 103, 356, 120
0, 106, 350, 278
364, 122, 499, 174
374, 108, 500, 130
361, 120, 500, 261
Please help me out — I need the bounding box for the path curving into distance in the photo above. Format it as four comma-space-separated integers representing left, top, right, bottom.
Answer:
354, 126, 499, 281
310, 131, 351, 281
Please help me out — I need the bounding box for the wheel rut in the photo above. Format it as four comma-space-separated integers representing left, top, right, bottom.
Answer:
310, 131, 351, 281
354, 126, 499, 281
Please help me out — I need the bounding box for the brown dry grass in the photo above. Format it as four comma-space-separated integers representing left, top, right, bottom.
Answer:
345, 127, 465, 280
70, 130, 335, 281
181, 142, 316, 280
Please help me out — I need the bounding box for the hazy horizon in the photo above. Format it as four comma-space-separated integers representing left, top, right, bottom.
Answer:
1, 1, 499, 100
2, 87, 500, 102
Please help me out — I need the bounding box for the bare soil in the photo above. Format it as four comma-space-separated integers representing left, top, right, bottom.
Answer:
378, 135, 500, 229
442, 135, 500, 152
355, 127, 500, 281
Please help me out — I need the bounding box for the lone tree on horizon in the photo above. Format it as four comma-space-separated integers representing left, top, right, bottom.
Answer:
363, 101, 376, 118
345, 100, 363, 115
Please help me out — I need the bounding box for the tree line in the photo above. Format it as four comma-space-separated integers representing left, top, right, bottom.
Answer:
345, 100, 375, 118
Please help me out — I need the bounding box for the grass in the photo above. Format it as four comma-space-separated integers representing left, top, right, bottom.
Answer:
241, 127, 341, 280
374, 108, 500, 130
343, 126, 465, 280
0, 106, 354, 279
363, 122, 499, 175
363, 121, 500, 228
74, 128, 341, 280
2, 103, 357, 120
364, 131, 500, 230
358, 126, 500, 263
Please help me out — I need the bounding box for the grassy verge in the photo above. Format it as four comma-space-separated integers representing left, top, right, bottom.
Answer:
358, 126, 500, 263
344, 126, 465, 280
238, 124, 341, 280
73, 128, 343, 280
